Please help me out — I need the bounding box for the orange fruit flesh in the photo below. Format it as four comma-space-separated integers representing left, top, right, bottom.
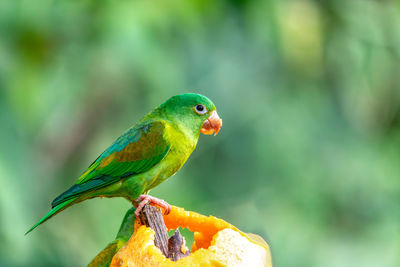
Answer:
111, 205, 272, 267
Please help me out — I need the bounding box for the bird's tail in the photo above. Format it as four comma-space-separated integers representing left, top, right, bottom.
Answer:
25, 197, 76, 235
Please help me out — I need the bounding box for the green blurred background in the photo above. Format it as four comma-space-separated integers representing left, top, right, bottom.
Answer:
1, 0, 400, 266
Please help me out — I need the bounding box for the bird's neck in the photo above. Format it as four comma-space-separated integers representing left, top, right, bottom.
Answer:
171, 120, 199, 148
146, 107, 200, 150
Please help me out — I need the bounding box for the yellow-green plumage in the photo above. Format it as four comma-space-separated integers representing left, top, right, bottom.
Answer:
26, 93, 219, 234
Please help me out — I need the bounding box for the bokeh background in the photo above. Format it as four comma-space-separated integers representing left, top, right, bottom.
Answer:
1, 0, 400, 266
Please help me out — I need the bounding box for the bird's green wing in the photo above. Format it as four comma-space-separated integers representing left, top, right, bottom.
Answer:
51, 121, 170, 207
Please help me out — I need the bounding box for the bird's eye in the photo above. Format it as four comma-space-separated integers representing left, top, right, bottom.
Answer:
194, 104, 207, 115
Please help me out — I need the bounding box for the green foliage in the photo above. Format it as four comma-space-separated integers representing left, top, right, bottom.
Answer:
1, 0, 400, 266
88, 207, 135, 267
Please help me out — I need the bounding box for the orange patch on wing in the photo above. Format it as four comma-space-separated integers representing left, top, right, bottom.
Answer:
98, 124, 166, 169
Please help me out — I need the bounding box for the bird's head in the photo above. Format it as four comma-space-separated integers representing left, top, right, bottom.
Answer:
158, 93, 222, 137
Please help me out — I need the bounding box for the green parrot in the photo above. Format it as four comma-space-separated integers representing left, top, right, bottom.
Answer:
26, 93, 222, 234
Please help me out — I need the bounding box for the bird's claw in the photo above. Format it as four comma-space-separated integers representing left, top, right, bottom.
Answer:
134, 195, 171, 221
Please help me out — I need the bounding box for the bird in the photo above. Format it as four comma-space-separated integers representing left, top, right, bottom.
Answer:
26, 93, 222, 234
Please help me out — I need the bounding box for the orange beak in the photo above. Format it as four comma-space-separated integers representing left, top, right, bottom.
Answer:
201, 110, 222, 136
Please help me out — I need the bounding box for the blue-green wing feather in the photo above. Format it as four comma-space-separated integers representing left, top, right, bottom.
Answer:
51, 121, 169, 208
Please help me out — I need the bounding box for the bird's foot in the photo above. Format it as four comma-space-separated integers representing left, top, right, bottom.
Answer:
134, 195, 171, 220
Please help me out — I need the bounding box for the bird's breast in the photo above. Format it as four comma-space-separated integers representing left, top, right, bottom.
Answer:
145, 125, 197, 189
